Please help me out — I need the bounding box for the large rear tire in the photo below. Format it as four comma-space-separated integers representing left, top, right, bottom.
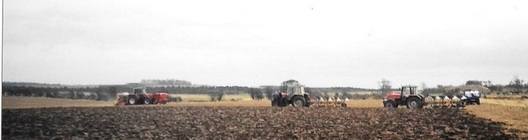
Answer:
407, 98, 423, 109
384, 101, 397, 108
291, 96, 306, 107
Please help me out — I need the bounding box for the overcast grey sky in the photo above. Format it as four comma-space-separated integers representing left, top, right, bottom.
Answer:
3, 0, 528, 88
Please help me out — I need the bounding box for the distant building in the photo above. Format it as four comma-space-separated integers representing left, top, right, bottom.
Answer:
130, 79, 193, 87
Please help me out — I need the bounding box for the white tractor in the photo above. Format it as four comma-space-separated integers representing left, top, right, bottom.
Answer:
270, 80, 347, 107
271, 80, 311, 107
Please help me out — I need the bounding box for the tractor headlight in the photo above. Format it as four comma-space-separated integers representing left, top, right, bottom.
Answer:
383, 98, 387, 102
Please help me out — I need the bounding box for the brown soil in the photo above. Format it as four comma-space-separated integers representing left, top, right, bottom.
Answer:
2, 106, 521, 139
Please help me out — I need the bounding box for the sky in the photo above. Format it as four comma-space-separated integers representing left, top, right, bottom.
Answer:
3, 0, 528, 88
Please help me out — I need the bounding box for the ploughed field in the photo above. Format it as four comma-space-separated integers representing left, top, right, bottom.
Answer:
3, 106, 521, 139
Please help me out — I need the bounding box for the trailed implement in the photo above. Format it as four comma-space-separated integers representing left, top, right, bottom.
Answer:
310, 97, 348, 107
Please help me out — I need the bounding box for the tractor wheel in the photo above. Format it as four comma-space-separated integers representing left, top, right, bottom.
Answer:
304, 96, 311, 107
291, 96, 306, 107
144, 98, 151, 105
384, 101, 397, 108
271, 95, 279, 107
128, 96, 137, 105
152, 99, 159, 104
407, 98, 423, 109
278, 98, 289, 107
476, 99, 481, 105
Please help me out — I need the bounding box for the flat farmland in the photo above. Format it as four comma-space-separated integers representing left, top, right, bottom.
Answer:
2, 106, 520, 139
2, 97, 527, 139
2, 96, 114, 109
2, 97, 382, 108
465, 99, 528, 138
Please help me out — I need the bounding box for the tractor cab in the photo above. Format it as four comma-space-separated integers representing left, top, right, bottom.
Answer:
400, 86, 419, 101
383, 86, 417, 101
285, 85, 305, 96
133, 87, 147, 95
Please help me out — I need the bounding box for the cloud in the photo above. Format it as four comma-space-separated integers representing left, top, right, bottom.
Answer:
3, 0, 528, 88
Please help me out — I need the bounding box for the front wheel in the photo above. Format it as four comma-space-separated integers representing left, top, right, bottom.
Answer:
128, 96, 137, 105
291, 96, 306, 107
144, 98, 151, 105
271, 95, 279, 107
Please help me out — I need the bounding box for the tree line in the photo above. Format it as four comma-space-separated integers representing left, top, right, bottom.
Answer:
2, 82, 376, 101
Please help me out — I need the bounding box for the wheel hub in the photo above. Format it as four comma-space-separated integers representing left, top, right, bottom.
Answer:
409, 101, 418, 108
294, 100, 303, 107
129, 98, 136, 105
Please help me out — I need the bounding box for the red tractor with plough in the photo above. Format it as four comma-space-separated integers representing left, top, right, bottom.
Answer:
383, 86, 425, 109
115, 87, 169, 105
383, 86, 465, 109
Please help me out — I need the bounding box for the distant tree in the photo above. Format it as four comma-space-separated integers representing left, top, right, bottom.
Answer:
21, 87, 32, 96
109, 86, 118, 99
69, 90, 76, 99
420, 82, 427, 90
482, 81, 492, 87
208, 92, 224, 101
43, 88, 52, 97
95, 88, 107, 100
2, 86, 9, 96
218, 92, 224, 101
487, 85, 503, 93
51, 89, 59, 98
77, 91, 85, 99
249, 88, 264, 100
342, 92, 353, 99
262, 87, 274, 100
508, 76, 525, 94
141, 79, 192, 87
465, 80, 483, 86
379, 79, 392, 95
303, 87, 311, 94
305, 87, 320, 97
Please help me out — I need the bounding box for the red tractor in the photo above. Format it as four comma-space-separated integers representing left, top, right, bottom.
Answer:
115, 87, 169, 105
383, 86, 425, 109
